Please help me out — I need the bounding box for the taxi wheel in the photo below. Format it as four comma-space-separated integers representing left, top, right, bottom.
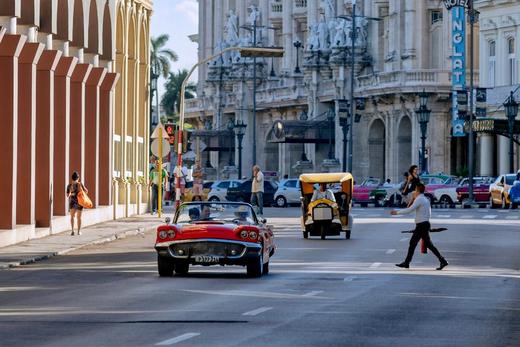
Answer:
303, 231, 309, 239
174, 261, 189, 275
502, 196, 510, 209
490, 196, 499, 209
247, 253, 263, 277
345, 230, 351, 240
275, 196, 287, 208
157, 255, 174, 277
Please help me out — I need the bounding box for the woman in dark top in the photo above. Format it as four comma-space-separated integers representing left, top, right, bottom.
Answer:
66, 171, 88, 236
403, 165, 421, 207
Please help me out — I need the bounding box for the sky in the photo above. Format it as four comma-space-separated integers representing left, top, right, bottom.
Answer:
150, 0, 199, 96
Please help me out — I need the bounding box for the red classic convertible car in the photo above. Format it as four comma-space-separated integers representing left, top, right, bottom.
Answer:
155, 202, 275, 277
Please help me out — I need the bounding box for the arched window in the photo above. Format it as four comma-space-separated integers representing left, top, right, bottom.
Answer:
508, 38, 516, 85
488, 40, 496, 87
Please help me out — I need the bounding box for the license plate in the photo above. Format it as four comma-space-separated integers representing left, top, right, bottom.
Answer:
194, 255, 220, 263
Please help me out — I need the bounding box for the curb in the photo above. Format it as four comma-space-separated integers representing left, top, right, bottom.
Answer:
1, 224, 160, 270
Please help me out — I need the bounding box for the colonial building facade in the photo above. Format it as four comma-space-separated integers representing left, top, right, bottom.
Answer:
475, 0, 520, 175
186, 0, 480, 181
0, 0, 151, 247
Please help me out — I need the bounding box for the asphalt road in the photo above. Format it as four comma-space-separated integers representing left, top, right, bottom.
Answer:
1, 207, 520, 347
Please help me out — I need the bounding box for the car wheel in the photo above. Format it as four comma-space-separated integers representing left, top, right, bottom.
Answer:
303, 231, 308, 239
247, 252, 263, 277
490, 196, 498, 209
209, 196, 220, 202
174, 261, 189, 275
275, 196, 287, 208
157, 255, 174, 277
374, 195, 385, 208
262, 260, 269, 275
502, 195, 510, 209
439, 195, 453, 207
512, 202, 519, 210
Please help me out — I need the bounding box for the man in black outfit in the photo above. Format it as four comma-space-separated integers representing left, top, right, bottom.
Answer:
391, 183, 448, 270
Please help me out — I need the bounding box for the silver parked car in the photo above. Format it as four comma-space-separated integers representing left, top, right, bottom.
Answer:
207, 180, 243, 202
274, 179, 301, 207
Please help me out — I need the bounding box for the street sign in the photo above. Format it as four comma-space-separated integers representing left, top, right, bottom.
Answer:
443, 0, 469, 10
453, 119, 465, 137
150, 123, 169, 139
151, 138, 170, 158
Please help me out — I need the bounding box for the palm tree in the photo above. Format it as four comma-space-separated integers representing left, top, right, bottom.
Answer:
162, 69, 197, 119
150, 34, 178, 123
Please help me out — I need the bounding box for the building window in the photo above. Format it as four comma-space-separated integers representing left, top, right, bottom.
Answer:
508, 38, 516, 85
488, 40, 496, 87
125, 135, 133, 179
113, 134, 121, 178
431, 10, 443, 25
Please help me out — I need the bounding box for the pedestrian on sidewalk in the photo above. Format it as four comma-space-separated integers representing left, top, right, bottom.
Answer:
192, 160, 204, 201
251, 165, 264, 216
66, 171, 88, 236
402, 165, 420, 207
149, 160, 168, 214
390, 182, 449, 270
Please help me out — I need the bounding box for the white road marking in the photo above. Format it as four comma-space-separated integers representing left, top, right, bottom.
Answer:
483, 215, 498, 219
303, 290, 324, 297
156, 333, 200, 346
400, 237, 408, 242
459, 215, 473, 219
506, 216, 519, 220
181, 289, 329, 300
242, 306, 273, 316
386, 249, 396, 254
436, 214, 451, 218
369, 262, 382, 269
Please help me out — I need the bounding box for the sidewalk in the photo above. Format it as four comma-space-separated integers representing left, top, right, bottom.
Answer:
0, 214, 163, 269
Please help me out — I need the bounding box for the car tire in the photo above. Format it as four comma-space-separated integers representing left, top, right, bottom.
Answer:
275, 196, 287, 208
209, 196, 220, 202
247, 252, 263, 277
262, 261, 269, 275
174, 261, 189, 275
490, 196, 498, 209
157, 255, 174, 277
439, 195, 453, 207
512, 202, 519, 209
502, 195, 510, 209
303, 231, 308, 239
374, 195, 385, 208
345, 230, 351, 239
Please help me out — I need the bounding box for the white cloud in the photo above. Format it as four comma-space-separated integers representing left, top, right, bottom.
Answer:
174, 0, 198, 26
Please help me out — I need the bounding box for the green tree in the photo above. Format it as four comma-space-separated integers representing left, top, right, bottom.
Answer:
150, 34, 178, 118
162, 69, 197, 118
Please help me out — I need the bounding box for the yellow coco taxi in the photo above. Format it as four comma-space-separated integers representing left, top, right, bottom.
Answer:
299, 173, 354, 240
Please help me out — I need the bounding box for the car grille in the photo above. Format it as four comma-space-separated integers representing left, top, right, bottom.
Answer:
313, 205, 333, 221
171, 241, 245, 257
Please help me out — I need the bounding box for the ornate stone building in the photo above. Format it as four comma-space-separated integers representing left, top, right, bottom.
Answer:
186, 0, 479, 181
0, 0, 152, 247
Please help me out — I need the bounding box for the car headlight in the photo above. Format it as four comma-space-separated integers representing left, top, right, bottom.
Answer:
159, 230, 168, 239
167, 230, 176, 238
249, 231, 258, 239
240, 230, 248, 238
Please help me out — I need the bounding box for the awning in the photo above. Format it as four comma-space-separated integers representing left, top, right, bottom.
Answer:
266, 119, 334, 144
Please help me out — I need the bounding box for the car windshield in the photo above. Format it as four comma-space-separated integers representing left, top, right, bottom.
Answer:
175, 203, 257, 224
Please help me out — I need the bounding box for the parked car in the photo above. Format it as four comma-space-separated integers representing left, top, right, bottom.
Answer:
207, 180, 243, 202
154, 202, 275, 277
273, 179, 301, 207
420, 174, 458, 204
225, 180, 278, 206
353, 178, 381, 207
455, 176, 495, 205
508, 182, 520, 209
489, 174, 516, 208
369, 183, 403, 207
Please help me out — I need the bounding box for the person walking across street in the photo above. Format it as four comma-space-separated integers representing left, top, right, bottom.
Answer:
66, 171, 88, 236
390, 182, 449, 270
251, 165, 264, 216
149, 160, 168, 214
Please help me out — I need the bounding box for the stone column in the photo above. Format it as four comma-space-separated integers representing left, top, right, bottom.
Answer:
0, 34, 25, 229
479, 134, 494, 176
402, 0, 416, 69
498, 135, 509, 174
70, 63, 92, 180
214, 0, 223, 45
35, 50, 62, 228
99, 73, 120, 206
282, 0, 293, 71
17, 42, 44, 225
84, 67, 107, 207
307, 0, 319, 28
53, 56, 78, 216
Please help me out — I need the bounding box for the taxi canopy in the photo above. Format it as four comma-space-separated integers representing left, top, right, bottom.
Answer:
299, 173, 353, 195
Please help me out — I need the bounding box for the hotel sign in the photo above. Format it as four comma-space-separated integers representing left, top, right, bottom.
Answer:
450, 5, 466, 137
444, 0, 469, 10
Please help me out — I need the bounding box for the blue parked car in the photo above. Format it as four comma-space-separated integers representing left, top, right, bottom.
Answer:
509, 181, 520, 209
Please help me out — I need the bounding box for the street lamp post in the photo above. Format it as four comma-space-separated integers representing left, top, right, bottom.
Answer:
227, 118, 235, 166
233, 120, 247, 179
416, 89, 431, 174
339, 112, 350, 172
327, 108, 335, 159
504, 91, 519, 172
293, 40, 302, 74
467, 3, 479, 205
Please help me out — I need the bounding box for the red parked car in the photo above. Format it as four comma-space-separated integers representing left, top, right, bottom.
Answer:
155, 202, 276, 277
353, 178, 381, 207
456, 177, 495, 205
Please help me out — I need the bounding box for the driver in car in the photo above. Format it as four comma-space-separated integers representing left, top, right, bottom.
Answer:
311, 183, 336, 202
233, 206, 250, 224
200, 205, 212, 220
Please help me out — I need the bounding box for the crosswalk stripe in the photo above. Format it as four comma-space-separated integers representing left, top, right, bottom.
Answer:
483, 215, 498, 219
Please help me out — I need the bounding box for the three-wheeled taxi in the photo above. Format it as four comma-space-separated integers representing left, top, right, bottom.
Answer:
299, 173, 354, 239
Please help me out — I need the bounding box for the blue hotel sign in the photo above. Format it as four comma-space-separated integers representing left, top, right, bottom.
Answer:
450, 5, 467, 137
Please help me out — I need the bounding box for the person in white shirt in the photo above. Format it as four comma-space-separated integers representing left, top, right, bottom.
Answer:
311, 183, 336, 202
251, 165, 264, 215
391, 182, 448, 270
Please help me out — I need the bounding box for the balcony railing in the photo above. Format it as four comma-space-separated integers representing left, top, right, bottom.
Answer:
271, 2, 283, 13
295, 0, 307, 7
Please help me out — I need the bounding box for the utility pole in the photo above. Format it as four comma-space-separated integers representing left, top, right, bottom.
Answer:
348, 0, 356, 173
